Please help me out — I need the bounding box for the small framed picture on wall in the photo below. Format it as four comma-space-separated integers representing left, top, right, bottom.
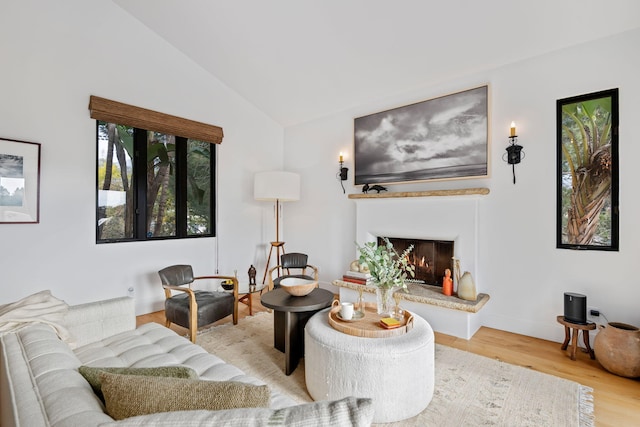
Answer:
0, 137, 41, 224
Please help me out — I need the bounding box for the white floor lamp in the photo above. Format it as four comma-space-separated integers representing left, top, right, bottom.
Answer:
254, 171, 300, 283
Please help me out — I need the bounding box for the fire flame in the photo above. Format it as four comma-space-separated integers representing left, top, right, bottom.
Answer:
407, 254, 428, 268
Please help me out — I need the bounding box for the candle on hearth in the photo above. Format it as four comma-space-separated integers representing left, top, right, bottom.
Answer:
510, 122, 516, 137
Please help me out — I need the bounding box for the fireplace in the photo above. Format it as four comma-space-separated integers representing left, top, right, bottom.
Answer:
355, 194, 480, 294
351, 193, 486, 340
377, 237, 454, 286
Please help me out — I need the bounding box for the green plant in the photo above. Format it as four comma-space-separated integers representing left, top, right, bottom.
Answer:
561, 96, 613, 245
356, 238, 415, 290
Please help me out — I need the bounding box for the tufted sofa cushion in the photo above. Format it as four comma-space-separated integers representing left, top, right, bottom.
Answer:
73, 322, 296, 409
0, 323, 114, 427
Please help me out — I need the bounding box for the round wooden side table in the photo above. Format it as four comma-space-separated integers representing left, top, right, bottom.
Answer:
261, 288, 334, 375
556, 315, 596, 360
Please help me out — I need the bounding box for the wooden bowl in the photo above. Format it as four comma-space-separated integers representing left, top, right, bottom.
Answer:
280, 277, 317, 296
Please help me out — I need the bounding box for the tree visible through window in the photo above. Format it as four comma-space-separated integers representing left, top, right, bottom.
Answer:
97, 121, 215, 243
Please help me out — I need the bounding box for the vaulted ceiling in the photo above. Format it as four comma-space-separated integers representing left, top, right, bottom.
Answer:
114, 0, 640, 127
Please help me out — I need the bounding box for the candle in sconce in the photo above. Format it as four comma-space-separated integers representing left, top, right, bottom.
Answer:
510, 122, 516, 137
339, 152, 344, 163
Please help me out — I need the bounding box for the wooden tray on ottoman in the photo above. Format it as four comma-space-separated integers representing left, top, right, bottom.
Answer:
328, 300, 414, 338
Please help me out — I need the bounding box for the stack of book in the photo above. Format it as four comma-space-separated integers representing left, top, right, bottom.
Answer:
342, 270, 372, 285
379, 317, 402, 329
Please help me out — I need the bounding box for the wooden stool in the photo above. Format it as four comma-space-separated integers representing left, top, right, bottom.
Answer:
556, 315, 596, 360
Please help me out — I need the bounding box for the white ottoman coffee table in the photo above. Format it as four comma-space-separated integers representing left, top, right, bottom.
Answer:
304, 308, 434, 423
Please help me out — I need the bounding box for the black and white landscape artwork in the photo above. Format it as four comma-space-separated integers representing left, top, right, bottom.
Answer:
0, 154, 25, 207
354, 85, 488, 185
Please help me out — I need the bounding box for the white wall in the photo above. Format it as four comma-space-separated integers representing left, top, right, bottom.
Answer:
0, 1, 284, 313
284, 28, 640, 342
2, 2, 638, 343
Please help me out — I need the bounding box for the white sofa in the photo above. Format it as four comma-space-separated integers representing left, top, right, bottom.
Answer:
0, 295, 373, 426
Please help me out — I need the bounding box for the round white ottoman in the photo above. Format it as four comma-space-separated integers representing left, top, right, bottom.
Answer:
304, 308, 434, 423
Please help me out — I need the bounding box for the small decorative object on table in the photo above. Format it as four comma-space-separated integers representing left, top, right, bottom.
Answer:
334, 299, 364, 322
248, 264, 257, 292
356, 285, 366, 317
356, 237, 415, 316
393, 289, 404, 320
380, 317, 402, 329
339, 302, 354, 320
279, 277, 317, 296
221, 270, 236, 291
328, 300, 413, 337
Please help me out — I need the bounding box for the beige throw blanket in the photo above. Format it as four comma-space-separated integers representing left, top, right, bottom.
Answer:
0, 290, 72, 344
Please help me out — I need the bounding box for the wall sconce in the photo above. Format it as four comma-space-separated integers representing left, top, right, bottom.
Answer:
503, 122, 524, 184
337, 152, 349, 193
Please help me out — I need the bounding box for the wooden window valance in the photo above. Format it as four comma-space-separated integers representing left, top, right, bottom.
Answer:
89, 96, 223, 144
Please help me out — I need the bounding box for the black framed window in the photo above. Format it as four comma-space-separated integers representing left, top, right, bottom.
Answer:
556, 88, 619, 251
96, 121, 215, 243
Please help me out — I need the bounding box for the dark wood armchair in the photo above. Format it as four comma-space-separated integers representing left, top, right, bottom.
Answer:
267, 253, 319, 291
158, 264, 238, 343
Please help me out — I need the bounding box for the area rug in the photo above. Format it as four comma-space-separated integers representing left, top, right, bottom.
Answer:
197, 312, 594, 427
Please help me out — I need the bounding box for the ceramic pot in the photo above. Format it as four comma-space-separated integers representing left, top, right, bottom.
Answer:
593, 322, 640, 378
457, 271, 477, 301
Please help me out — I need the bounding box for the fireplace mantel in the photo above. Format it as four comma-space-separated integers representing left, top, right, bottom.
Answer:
348, 187, 489, 199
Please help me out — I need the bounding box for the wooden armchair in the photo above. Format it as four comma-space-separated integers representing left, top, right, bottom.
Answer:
267, 253, 319, 291
158, 264, 238, 343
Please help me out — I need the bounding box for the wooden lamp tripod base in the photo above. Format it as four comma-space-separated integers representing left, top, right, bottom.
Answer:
261, 198, 288, 284
262, 241, 286, 284
254, 171, 300, 284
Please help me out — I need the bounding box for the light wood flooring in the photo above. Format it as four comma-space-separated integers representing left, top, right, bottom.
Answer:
137, 293, 640, 427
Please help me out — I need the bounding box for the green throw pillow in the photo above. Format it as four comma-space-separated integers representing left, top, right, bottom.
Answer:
79, 365, 198, 401
100, 372, 271, 420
